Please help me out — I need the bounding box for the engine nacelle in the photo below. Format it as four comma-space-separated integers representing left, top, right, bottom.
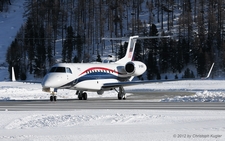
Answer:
119, 61, 147, 76
125, 62, 135, 74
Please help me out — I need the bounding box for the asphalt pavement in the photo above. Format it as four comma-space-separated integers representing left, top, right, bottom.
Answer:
0, 91, 224, 111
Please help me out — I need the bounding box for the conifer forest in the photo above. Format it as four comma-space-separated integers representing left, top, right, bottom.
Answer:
4, 0, 225, 80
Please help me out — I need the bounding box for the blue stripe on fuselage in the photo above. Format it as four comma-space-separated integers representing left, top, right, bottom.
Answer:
59, 72, 130, 89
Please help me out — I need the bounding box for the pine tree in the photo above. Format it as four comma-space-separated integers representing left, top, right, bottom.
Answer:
182, 38, 190, 65
6, 39, 21, 80
182, 68, 195, 78
159, 37, 169, 73
0, 0, 11, 12
96, 54, 102, 62
75, 34, 84, 62
62, 26, 75, 62
134, 42, 142, 61
8, 0, 225, 78
197, 51, 206, 77
24, 17, 35, 74
147, 24, 159, 80
34, 25, 46, 77
118, 42, 128, 59
147, 51, 157, 80
176, 39, 184, 73
47, 39, 53, 67
73, 56, 79, 63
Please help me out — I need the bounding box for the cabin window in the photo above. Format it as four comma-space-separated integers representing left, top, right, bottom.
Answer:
49, 67, 57, 72
49, 67, 72, 74
66, 67, 72, 74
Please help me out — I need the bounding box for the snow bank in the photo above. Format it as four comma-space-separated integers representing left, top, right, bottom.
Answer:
0, 110, 224, 141
127, 80, 225, 92
161, 90, 225, 102
1, 80, 225, 102
4, 113, 164, 129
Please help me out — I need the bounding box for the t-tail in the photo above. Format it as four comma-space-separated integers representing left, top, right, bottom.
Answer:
102, 35, 170, 64
116, 36, 139, 64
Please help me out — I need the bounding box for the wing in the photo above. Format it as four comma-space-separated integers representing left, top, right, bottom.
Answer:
102, 63, 214, 89
102, 79, 184, 89
20, 80, 42, 84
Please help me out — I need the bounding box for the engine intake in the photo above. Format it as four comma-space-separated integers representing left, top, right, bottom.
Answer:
117, 61, 146, 77
117, 61, 146, 76
125, 62, 135, 74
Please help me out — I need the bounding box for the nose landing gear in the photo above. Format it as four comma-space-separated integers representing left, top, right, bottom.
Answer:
50, 95, 57, 101
49, 88, 57, 101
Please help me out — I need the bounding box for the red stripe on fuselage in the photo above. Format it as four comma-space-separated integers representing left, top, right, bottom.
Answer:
79, 67, 119, 76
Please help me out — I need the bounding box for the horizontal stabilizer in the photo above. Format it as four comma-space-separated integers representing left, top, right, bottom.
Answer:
102, 36, 171, 41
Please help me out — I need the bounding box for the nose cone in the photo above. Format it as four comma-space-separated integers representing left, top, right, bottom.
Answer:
41, 74, 51, 88
42, 73, 62, 88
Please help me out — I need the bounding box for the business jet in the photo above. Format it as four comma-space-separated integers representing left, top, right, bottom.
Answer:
41, 35, 214, 101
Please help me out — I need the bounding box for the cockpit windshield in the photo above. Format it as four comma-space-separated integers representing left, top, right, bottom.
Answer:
49, 67, 72, 74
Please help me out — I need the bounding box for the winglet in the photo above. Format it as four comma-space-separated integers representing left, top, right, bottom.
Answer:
12, 67, 16, 82
202, 63, 214, 79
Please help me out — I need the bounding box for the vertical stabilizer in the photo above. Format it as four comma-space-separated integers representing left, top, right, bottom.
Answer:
12, 67, 16, 82
116, 36, 139, 64
102, 35, 170, 64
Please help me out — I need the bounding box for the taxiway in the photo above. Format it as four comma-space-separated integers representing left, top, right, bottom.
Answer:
0, 91, 224, 111
0, 100, 225, 111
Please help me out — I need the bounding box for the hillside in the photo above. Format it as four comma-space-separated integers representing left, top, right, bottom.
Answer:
1, 0, 225, 80
0, 0, 25, 80
0, 0, 25, 64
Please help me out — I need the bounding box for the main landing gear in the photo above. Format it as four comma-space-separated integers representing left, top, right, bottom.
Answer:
75, 86, 126, 100
76, 91, 88, 100
115, 86, 126, 100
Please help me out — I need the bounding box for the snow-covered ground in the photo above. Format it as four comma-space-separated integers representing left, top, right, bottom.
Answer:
1, 80, 225, 102
0, 1, 225, 140
0, 80, 225, 141
0, 110, 224, 141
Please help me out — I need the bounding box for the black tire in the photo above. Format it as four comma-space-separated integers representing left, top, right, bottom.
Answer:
118, 93, 122, 100
50, 96, 53, 101
78, 94, 83, 100
82, 92, 87, 100
53, 96, 57, 101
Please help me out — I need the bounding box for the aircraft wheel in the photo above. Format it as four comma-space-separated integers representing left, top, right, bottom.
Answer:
50, 96, 53, 101
78, 94, 83, 100
82, 92, 87, 100
118, 86, 126, 100
118, 93, 122, 100
53, 96, 57, 101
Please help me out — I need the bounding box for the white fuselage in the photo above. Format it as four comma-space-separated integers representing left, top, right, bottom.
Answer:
41, 61, 146, 92
42, 36, 147, 95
